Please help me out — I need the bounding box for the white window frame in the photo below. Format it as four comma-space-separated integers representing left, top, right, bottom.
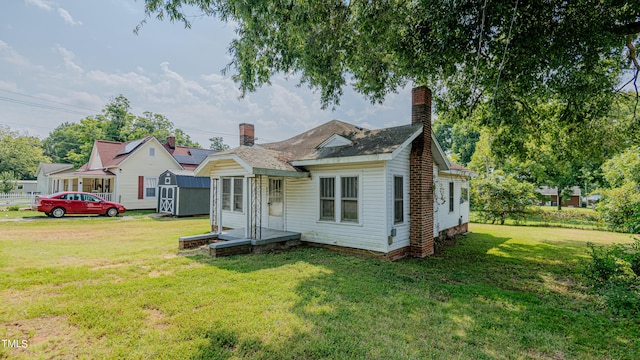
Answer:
317, 173, 361, 225
222, 177, 244, 213
144, 176, 158, 199
449, 181, 455, 213
149, 147, 156, 157
319, 177, 335, 221
393, 175, 404, 224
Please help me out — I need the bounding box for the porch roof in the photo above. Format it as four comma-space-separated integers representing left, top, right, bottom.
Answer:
51, 169, 116, 178
195, 145, 309, 178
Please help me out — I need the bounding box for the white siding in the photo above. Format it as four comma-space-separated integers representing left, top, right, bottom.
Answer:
285, 162, 387, 252
36, 171, 49, 194
115, 140, 182, 210
434, 170, 470, 236
385, 146, 411, 252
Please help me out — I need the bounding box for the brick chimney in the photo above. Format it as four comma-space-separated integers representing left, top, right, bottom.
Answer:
166, 136, 176, 149
239, 123, 255, 146
409, 86, 434, 258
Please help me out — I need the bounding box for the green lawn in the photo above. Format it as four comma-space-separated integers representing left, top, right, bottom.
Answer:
1, 216, 639, 359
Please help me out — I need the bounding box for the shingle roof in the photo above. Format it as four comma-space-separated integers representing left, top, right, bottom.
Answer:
261, 120, 366, 159
215, 145, 303, 173
448, 162, 474, 173
537, 186, 581, 196
261, 120, 422, 161
39, 163, 73, 175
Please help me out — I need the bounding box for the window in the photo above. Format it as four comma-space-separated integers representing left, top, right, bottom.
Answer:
394, 176, 403, 224
461, 188, 469, 203
222, 177, 243, 212
145, 177, 158, 198
319, 177, 335, 221
164, 176, 171, 184
449, 181, 454, 212
149, 147, 156, 157
319, 175, 359, 223
222, 179, 231, 210
341, 176, 358, 222
233, 178, 243, 212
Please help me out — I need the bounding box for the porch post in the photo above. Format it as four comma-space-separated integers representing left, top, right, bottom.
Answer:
245, 175, 251, 239
217, 177, 223, 234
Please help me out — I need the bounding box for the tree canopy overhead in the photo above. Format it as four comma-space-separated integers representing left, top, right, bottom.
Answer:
139, 0, 640, 119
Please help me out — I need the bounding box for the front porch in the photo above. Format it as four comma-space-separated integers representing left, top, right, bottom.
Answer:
178, 227, 302, 257
50, 171, 116, 201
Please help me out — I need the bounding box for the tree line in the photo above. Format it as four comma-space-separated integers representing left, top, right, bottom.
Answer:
0, 95, 230, 184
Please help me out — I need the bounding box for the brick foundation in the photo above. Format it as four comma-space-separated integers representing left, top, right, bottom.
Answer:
210, 244, 252, 257
305, 242, 411, 261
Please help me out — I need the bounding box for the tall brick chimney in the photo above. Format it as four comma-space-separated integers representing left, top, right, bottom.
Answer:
239, 123, 255, 146
166, 136, 176, 149
409, 86, 434, 258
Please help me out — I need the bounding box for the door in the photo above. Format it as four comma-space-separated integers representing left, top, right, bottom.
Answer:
159, 186, 175, 214
82, 193, 103, 214
268, 178, 284, 230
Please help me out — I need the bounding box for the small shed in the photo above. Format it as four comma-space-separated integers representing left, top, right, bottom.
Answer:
157, 169, 211, 217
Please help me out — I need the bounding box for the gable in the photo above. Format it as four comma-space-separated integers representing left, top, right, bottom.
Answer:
119, 137, 183, 170
87, 143, 103, 170
318, 134, 353, 148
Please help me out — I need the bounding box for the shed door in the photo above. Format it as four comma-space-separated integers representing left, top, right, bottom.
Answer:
268, 178, 284, 230
159, 186, 176, 214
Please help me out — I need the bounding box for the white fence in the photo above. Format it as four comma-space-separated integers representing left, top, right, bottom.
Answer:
0, 192, 37, 208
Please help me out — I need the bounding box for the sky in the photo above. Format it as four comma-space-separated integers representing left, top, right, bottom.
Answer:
0, 0, 414, 148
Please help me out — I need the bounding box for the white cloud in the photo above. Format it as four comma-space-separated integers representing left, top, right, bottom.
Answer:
57, 8, 82, 26
25, 0, 82, 26
55, 45, 83, 73
24, 0, 53, 11
0, 39, 43, 70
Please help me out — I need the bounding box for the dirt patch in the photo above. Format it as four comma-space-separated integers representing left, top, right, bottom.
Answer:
148, 270, 173, 278
1, 316, 89, 357
144, 308, 169, 330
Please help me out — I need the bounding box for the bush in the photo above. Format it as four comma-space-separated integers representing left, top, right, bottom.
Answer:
595, 182, 640, 233
583, 238, 640, 316
470, 173, 536, 225
7, 205, 20, 211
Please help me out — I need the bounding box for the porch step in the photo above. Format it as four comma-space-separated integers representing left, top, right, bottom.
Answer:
209, 239, 252, 257
178, 233, 218, 249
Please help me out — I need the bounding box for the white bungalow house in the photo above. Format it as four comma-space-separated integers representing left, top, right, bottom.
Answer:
49, 136, 216, 210
194, 87, 474, 260
35, 163, 74, 194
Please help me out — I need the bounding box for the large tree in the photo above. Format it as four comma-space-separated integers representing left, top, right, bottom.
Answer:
0, 126, 51, 180
139, 1, 639, 121
44, 96, 200, 167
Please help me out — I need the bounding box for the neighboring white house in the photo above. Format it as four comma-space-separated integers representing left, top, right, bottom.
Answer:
35, 163, 74, 194
194, 86, 474, 260
47, 136, 217, 210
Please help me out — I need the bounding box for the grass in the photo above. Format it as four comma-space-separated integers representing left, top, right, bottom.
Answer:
1, 217, 639, 359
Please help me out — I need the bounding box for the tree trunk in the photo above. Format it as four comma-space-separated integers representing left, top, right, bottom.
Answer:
556, 188, 562, 211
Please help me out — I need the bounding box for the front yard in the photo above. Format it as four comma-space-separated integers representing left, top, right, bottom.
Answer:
1, 215, 638, 359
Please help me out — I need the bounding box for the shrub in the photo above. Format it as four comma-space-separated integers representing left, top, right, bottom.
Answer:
583, 238, 640, 316
595, 182, 640, 233
7, 205, 20, 211
470, 173, 536, 225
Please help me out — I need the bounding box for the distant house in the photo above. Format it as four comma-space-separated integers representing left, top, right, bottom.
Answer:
35, 163, 74, 194
49, 136, 216, 210
537, 186, 582, 207
193, 86, 475, 260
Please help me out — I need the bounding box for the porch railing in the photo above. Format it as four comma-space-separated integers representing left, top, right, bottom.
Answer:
91, 192, 114, 202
